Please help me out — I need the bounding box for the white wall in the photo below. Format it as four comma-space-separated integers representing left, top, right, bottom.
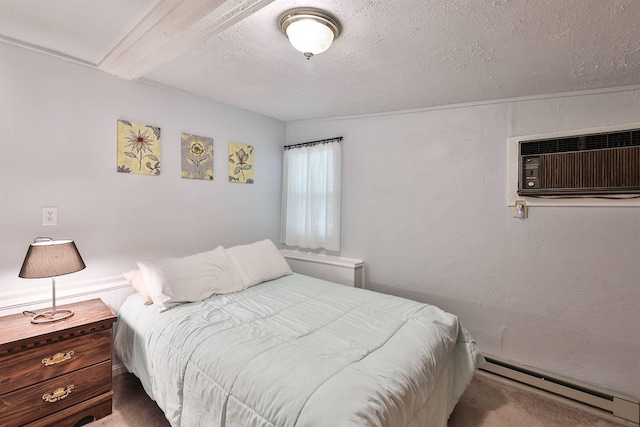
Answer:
286, 90, 640, 399
0, 43, 285, 294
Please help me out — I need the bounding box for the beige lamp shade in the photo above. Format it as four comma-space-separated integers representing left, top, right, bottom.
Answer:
19, 238, 85, 279
19, 237, 86, 323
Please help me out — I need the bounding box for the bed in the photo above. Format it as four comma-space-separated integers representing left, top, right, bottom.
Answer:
114, 269, 482, 427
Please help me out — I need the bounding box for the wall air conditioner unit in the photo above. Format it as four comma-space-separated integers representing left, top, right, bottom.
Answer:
518, 128, 640, 196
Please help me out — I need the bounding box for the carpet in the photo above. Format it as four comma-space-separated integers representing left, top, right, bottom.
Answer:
92, 372, 621, 426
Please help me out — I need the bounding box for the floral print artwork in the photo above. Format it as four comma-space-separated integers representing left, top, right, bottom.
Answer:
181, 133, 213, 180
228, 142, 254, 184
117, 120, 161, 176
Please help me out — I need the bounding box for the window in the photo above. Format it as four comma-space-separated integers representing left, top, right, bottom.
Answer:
281, 138, 341, 251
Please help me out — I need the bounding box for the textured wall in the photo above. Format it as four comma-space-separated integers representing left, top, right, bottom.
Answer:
286, 90, 640, 399
0, 43, 285, 292
143, 0, 640, 121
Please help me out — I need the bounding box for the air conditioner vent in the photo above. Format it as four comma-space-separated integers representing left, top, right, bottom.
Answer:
521, 129, 640, 156
518, 128, 640, 196
585, 130, 640, 150
520, 137, 581, 155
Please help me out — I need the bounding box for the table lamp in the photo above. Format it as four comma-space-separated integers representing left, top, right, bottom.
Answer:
19, 237, 86, 324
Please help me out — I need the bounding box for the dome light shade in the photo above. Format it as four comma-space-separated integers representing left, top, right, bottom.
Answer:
286, 19, 334, 56
280, 8, 341, 59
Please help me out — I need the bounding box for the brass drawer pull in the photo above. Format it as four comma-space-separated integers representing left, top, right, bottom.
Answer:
42, 351, 74, 366
42, 385, 74, 402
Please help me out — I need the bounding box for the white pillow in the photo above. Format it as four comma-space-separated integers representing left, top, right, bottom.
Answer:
122, 269, 152, 305
227, 239, 292, 287
137, 246, 245, 311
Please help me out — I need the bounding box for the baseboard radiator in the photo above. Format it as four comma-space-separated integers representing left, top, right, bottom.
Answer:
280, 250, 365, 288
479, 355, 639, 426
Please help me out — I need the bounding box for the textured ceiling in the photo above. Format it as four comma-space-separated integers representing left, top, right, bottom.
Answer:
2, 0, 640, 121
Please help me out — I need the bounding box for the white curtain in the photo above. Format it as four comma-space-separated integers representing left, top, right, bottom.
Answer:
281, 141, 341, 251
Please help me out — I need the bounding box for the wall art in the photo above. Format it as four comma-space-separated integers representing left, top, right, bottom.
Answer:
228, 142, 254, 184
181, 133, 213, 180
117, 119, 161, 176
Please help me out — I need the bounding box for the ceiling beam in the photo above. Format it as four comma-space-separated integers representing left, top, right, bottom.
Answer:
99, 0, 274, 80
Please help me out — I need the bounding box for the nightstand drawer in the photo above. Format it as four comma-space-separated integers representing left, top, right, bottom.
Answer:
0, 329, 111, 395
24, 392, 113, 427
0, 360, 112, 427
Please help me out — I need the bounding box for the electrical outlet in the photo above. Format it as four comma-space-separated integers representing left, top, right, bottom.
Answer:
42, 207, 58, 226
513, 200, 528, 219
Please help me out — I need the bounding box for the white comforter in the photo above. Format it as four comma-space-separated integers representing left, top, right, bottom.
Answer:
114, 273, 482, 427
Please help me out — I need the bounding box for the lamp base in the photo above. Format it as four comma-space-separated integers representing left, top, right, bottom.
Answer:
29, 309, 74, 324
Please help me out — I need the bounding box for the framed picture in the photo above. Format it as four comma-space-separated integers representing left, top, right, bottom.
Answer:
228, 142, 254, 183
117, 120, 161, 176
181, 133, 213, 180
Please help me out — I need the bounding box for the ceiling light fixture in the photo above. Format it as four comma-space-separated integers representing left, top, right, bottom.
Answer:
280, 8, 341, 60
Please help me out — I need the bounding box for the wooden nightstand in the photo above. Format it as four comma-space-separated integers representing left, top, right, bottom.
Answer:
0, 298, 116, 427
